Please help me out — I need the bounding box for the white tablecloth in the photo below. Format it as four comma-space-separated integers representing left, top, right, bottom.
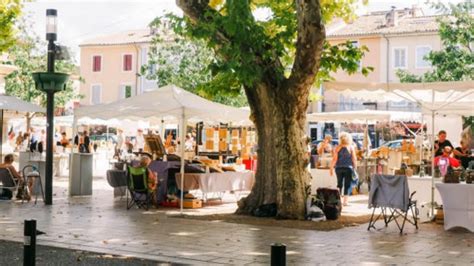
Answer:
407, 176, 442, 205
176, 171, 254, 193
310, 169, 337, 194
436, 183, 474, 232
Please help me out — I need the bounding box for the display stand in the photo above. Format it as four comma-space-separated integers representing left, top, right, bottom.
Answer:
69, 153, 93, 196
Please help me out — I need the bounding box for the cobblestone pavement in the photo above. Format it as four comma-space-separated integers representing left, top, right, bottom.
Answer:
1, 177, 473, 265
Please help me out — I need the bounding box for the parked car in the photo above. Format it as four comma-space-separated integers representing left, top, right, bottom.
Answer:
89, 134, 117, 144
369, 139, 420, 155
310, 138, 362, 155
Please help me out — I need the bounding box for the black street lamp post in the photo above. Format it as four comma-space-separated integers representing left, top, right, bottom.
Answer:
32, 9, 69, 205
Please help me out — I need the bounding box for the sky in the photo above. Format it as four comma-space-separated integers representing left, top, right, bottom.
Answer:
22, 0, 463, 64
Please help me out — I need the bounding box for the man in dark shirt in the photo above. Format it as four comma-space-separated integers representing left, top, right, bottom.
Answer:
454, 140, 473, 169
434, 130, 453, 157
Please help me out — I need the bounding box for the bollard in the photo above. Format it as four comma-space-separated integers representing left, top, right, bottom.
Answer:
24, 220, 37, 266
271, 243, 286, 266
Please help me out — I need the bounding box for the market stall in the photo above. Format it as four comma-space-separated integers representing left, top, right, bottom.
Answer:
74, 84, 253, 212
323, 80, 474, 214
307, 109, 423, 193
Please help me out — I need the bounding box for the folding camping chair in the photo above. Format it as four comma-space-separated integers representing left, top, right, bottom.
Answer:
126, 166, 154, 210
22, 165, 45, 204
367, 174, 419, 234
106, 169, 127, 199
0, 168, 19, 199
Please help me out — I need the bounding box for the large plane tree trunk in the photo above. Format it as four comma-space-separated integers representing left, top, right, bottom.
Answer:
177, 0, 325, 219
237, 82, 312, 219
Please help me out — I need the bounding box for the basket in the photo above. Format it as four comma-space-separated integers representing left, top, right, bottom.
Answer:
466, 171, 474, 184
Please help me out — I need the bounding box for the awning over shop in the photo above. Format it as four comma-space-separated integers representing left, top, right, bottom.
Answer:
307, 109, 422, 124
74, 84, 251, 126
323, 81, 474, 115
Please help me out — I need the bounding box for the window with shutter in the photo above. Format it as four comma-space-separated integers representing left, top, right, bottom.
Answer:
119, 85, 133, 99
91, 85, 102, 104
416, 46, 431, 68
123, 54, 132, 71
92, 56, 101, 72
351, 41, 361, 71
393, 48, 407, 69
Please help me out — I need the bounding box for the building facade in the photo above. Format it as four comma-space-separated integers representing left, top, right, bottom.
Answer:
79, 29, 157, 105
316, 6, 441, 112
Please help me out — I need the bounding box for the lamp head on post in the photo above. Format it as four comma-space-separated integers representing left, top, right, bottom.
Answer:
46, 9, 57, 42
35, 8, 69, 92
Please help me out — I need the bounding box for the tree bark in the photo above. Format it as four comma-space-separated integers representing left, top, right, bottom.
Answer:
177, 0, 325, 219
237, 80, 312, 219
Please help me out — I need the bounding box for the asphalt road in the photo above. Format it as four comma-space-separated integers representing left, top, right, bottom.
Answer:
0, 240, 174, 266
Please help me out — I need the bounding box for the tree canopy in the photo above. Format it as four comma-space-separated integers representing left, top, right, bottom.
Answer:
147, 0, 371, 107
397, 1, 473, 82
0, 0, 22, 53
4, 19, 82, 108
172, 0, 372, 219
142, 30, 248, 106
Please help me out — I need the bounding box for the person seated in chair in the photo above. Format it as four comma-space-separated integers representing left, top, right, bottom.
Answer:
434, 146, 460, 176
454, 140, 473, 169
139, 156, 157, 192
0, 154, 31, 200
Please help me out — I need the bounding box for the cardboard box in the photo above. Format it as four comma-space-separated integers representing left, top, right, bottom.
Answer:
183, 199, 202, 209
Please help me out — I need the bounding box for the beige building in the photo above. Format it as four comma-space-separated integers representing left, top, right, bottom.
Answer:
79, 29, 158, 105
312, 6, 441, 112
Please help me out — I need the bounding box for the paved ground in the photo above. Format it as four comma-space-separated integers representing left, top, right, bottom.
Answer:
1, 176, 474, 265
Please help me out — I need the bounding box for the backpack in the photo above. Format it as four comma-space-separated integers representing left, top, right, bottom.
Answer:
253, 203, 277, 217
0, 188, 13, 200
316, 188, 342, 220
306, 196, 326, 221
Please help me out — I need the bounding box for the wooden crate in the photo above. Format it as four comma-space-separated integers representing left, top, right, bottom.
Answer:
183, 199, 202, 209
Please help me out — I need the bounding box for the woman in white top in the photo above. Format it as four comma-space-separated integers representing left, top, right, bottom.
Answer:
134, 129, 145, 152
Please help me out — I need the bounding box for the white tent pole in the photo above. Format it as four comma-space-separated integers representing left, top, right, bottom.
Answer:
431, 110, 435, 217
179, 108, 186, 214
160, 118, 165, 138
72, 116, 78, 150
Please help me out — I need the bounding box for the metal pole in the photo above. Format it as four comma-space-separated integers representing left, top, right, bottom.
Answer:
431, 110, 435, 217
0, 109, 3, 161
271, 243, 286, 266
44, 38, 56, 205
179, 109, 186, 214
47, 40, 55, 73
23, 220, 37, 266
45, 91, 54, 205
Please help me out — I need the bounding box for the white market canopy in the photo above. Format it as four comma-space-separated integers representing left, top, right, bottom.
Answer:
74, 84, 251, 126
323, 81, 474, 115
307, 109, 422, 124
324, 80, 473, 213
0, 94, 44, 113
